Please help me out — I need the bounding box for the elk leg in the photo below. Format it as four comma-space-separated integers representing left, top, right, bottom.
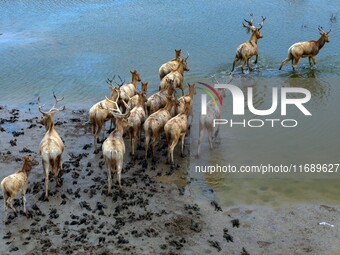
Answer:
231, 56, 239, 72
7, 197, 17, 216
4, 196, 8, 221
279, 55, 292, 70
197, 123, 205, 157
292, 57, 300, 71
208, 127, 214, 150
107, 162, 112, 196
308, 57, 312, 66
312, 57, 316, 65
145, 134, 150, 159
180, 134, 186, 157
254, 54, 258, 64
117, 163, 122, 189
22, 186, 27, 214
43, 161, 49, 201
247, 58, 251, 71
151, 134, 159, 160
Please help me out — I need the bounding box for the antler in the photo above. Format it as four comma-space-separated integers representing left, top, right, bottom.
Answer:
106, 75, 116, 88
37, 92, 65, 114
258, 16, 266, 31
244, 13, 254, 26
115, 75, 125, 87
185, 52, 189, 61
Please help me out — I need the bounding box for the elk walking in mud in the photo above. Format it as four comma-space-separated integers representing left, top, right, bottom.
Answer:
279, 27, 331, 71
37, 93, 65, 201
231, 15, 266, 73
1, 155, 38, 222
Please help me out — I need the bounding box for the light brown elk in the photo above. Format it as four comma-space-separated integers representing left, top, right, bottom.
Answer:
127, 91, 147, 156
146, 84, 175, 116
231, 15, 266, 73
197, 89, 226, 157
159, 56, 189, 96
130, 81, 148, 109
144, 95, 177, 159
101, 102, 130, 195
279, 27, 330, 71
175, 83, 196, 128
89, 78, 121, 152
119, 70, 141, 107
1, 155, 38, 222
37, 93, 65, 201
164, 97, 191, 165
159, 49, 182, 80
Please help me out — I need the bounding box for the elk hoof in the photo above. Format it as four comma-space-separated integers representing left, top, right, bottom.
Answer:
180, 153, 185, 158
107, 191, 112, 196
44, 196, 49, 202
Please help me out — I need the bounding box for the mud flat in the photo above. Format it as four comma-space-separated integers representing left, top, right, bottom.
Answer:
0, 105, 339, 255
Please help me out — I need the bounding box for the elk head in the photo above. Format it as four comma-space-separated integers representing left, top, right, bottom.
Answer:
243, 15, 266, 39
37, 92, 65, 128
141, 82, 148, 93
318, 26, 331, 43
130, 70, 141, 83
175, 49, 182, 59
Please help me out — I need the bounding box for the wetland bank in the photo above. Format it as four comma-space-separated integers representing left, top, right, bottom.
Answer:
1, 0, 340, 254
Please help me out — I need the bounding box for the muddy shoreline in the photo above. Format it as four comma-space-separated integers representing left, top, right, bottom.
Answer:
1, 105, 340, 255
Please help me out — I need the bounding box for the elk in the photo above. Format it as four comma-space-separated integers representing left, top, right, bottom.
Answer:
175, 83, 196, 128
101, 101, 130, 195
159, 56, 189, 96
144, 95, 177, 159
130, 81, 148, 109
146, 84, 175, 116
1, 155, 38, 222
89, 78, 121, 152
159, 49, 182, 80
164, 97, 191, 165
37, 93, 65, 201
127, 91, 147, 156
119, 70, 141, 107
279, 27, 331, 71
197, 88, 226, 157
231, 15, 266, 73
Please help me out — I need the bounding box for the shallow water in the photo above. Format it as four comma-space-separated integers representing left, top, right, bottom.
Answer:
1, 0, 339, 207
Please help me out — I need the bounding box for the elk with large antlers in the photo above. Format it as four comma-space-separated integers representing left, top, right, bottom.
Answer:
164, 97, 191, 165
144, 95, 177, 160
159, 49, 182, 80
175, 83, 196, 128
127, 91, 147, 157
159, 56, 189, 96
197, 88, 226, 157
101, 101, 130, 195
1, 155, 38, 222
89, 77, 121, 152
37, 93, 65, 201
279, 27, 331, 71
231, 14, 266, 73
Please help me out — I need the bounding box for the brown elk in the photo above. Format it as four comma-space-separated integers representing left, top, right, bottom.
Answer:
175, 83, 196, 128
146, 84, 175, 116
159, 56, 189, 96
164, 97, 191, 165
127, 91, 147, 156
89, 78, 121, 152
159, 49, 182, 80
144, 95, 177, 159
231, 15, 266, 73
101, 101, 130, 195
1, 155, 38, 222
119, 70, 141, 107
197, 89, 226, 157
279, 27, 331, 71
37, 93, 65, 201
130, 81, 148, 109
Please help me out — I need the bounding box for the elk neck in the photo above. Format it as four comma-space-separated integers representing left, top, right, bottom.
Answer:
316, 35, 326, 50
19, 158, 33, 174
45, 116, 55, 133
249, 32, 258, 44
131, 75, 139, 85
112, 119, 125, 136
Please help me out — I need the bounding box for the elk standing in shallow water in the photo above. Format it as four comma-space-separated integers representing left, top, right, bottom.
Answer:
279, 27, 330, 71
231, 15, 266, 74
1, 155, 38, 222
175, 83, 196, 128
37, 93, 65, 201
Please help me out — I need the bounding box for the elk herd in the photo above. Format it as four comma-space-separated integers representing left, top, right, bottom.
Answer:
1, 14, 332, 222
